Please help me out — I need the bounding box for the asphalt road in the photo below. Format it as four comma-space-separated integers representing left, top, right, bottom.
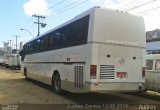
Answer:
0, 66, 160, 110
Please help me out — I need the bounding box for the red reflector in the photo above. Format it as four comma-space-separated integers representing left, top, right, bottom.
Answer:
117, 72, 127, 78
90, 65, 97, 79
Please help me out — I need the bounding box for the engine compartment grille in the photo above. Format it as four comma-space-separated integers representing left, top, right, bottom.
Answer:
100, 65, 115, 79
74, 66, 84, 89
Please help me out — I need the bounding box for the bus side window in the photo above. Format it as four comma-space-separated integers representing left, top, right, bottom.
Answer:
54, 31, 61, 48
33, 39, 40, 53
49, 33, 54, 49
155, 60, 160, 70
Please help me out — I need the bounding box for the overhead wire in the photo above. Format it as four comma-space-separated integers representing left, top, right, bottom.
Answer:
48, 0, 67, 9
52, 0, 87, 13
57, 0, 89, 13
105, 0, 119, 5
24, 18, 33, 29
121, 0, 141, 10
125, 0, 157, 11
123, 0, 139, 6
47, 0, 88, 18
137, 6, 160, 14
140, 9, 160, 16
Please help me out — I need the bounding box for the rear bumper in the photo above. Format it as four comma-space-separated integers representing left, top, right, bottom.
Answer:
85, 82, 146, 92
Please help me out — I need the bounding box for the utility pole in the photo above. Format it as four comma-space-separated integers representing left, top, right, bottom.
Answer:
32, 14, 47, 36
13, 35, 21, 50
8, 40, 13, 53
8, 40, 12, 48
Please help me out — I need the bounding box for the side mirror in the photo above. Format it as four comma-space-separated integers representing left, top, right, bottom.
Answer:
19, 50, 24, 56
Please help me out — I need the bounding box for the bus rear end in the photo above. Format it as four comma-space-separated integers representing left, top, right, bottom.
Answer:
86, 7, 146, 92
96, 44, 145, 92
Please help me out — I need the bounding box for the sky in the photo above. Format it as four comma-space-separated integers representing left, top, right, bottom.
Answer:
0, 0, 160, 48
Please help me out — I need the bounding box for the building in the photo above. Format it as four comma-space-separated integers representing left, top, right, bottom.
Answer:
146, 29, 160, 54
146, 29, 160, 42
3, 42, 12, 53
0, 47, 4, 55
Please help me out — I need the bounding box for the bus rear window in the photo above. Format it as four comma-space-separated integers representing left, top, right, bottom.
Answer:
146, 60, 153, 70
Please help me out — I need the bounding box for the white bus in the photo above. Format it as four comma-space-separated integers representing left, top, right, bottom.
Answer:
145, 54, 160, 92
20, 6, 146, 93
0, 55, 4, 65
4, 54, 9, 68
8, 54, 21, 69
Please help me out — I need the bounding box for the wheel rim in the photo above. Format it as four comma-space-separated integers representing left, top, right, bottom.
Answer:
55, 75, 61, 91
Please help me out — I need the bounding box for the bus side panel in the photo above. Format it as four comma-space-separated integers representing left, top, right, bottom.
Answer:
23, 45, 88, 93
24, 54, 53, 85
58, 46, 87, 92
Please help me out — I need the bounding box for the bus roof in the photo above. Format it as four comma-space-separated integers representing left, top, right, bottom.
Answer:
24, 6, 141, 45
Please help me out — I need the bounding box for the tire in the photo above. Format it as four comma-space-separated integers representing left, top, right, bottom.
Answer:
53, 73, 62, 94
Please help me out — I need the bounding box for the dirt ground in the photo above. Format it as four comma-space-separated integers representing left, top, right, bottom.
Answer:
0, 66, 74, 104
0, 66, 160, 110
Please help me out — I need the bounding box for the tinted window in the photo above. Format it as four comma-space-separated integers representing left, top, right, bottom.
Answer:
24, 44, 28, 54
34, 39, 41, 52
54, 31, 61, 48
67, 23, 76, 44
29, 42, 33, 53
25, 15, 89, 55
77, 15, 89, 43
49, 33, 54, 49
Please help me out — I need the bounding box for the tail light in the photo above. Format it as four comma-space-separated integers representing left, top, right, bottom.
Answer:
142, 67, 145, 77
90, 65, 97, 79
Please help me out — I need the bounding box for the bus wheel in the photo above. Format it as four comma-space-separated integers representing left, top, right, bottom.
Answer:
24, 69, 28, 79
53, 73, 62, 94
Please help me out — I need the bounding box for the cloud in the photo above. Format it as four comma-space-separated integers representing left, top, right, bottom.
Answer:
23, 0, 52, 16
